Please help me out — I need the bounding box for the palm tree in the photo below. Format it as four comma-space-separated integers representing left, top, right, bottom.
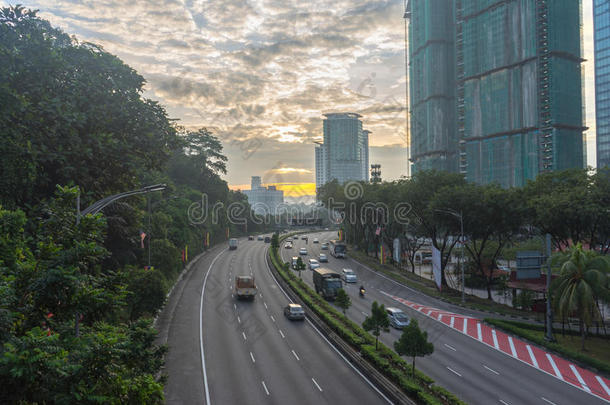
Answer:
551, 244, 609, 350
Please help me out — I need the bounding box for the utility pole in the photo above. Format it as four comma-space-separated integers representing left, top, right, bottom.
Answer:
460, 210, 465, 304
148, 195, 152, 269
545, 233, 555, 342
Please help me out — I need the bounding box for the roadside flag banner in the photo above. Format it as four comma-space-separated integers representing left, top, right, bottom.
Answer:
185, 245, 188, 262
206, 232, 210, 247
375, 226, 381, 236
139, 230, 146, 248
432, 246, 442, 291
226, 228, 229, 239
379, 244, 384, 264
393, 238, 401, 263
181, 249, 185, 263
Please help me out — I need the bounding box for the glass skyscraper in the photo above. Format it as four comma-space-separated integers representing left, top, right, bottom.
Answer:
595, 0, 610, 168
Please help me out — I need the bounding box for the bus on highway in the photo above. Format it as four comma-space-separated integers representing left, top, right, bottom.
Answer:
329, 240, 346, 258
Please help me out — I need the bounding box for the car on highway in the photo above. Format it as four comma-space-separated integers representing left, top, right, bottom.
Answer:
318, 253, 328, 262
301, 236, 308, 240
321, 243, 329, 250
308, 259, 320, 269
386, 307, 410, 329
284, 303, 305, 320
285, 242, 293, 249
257, 235, 264, 241
264, 236, 271, 243
313, 238, 319, 243
341, 268, 357, 283
299, 247, 308, 255
286, 237, 293, 242
248, 235, 254, 240
292, 256, 299, 269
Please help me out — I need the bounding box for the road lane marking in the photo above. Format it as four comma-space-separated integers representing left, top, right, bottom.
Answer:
477, 322, 482, 341
596, 376, 610, 397
311, 377, 323, 392
242, 331, 247, 341
484, 365, 499, 375
526, 345, 538, 368
250, 352, 255, 363
199, 248, 227, 405
233, 303, 236, 310
492, 329, 499, 349
270, 315, 276, 323
362, 311, 368, 316
447, 367, 462, 377
541, 397, 557, 405
499, 400, 510, 405
264, 302, 268, 309
444, 343, 457, 352
292, 350, 300, 361
450, 317, 455, 328
262, 381, 270, 395
546, 354, 562, 380
508, 336, 517, 358
463, 318, 468, 334
279, 329, 285, 339
438, 314, 443, 322
569, 364, 591, 393
237, 316, 241, 324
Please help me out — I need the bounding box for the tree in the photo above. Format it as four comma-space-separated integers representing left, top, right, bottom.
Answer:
394, 318, 434, 378
362, 301, 390, 350
295, 256, 306, 279
271, 232, 279, 249
335, 288, 351, 315
551, 244, 609, 350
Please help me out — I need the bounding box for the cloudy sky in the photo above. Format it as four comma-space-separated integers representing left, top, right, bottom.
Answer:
6, 0, 598, 197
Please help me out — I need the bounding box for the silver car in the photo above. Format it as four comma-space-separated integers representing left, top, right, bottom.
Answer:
341, 268, 357, 283
318, 253, 328, 262
308, 259, 320, 269
284, 303, 305, 320
387, 307, 410, 329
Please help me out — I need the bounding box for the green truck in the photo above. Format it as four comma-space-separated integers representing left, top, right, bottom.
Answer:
312, 268, 342, 300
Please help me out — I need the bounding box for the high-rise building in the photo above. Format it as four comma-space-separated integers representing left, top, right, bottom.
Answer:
243, 176, 284, 215
315, 113, 370, 189
407, 0, 585, 187
595, 0, 610, 168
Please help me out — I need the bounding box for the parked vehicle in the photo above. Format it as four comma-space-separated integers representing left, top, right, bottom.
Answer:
229, 238, 238, 250
284, 303, 305, 320
341, 268, 357, 283
235, 276, 257, 300
329, 240, 346, 258
312, 268, 342, 300
308, 259, 320, 269
299, 248, 308, 255
386, 307, 410, 329
318, 253, 328, 262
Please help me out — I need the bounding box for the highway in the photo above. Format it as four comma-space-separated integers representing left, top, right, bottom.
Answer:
281, 231, 610, 405
157, 236, 390, 404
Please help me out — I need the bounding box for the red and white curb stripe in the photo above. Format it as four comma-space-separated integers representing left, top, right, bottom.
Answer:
381, 291, 610, 402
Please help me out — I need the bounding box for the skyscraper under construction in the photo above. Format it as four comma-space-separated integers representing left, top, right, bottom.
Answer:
407, 0, 585, 187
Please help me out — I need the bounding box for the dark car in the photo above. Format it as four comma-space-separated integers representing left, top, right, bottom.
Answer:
248, 235, 254, 240
264, 236, 271, 243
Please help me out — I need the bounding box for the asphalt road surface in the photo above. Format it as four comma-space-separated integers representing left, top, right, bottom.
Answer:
157, 236, 391, 405
281, 231, 609, 405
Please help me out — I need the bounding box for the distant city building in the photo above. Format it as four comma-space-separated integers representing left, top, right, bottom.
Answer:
315, 113, 370, 190
243, 176, 284, 215
595, 0, 610, 168
370, 164, 381, 183
407, 0, 585, 187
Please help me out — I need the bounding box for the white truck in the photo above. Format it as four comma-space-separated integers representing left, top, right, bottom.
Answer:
235, 276, 257, 300
229, 238, 238, 250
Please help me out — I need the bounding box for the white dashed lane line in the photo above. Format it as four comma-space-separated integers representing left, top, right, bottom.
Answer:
447, 367, 462, 377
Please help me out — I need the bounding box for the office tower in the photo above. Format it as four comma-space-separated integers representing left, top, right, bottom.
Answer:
595, 0, 610, 168
314, 113, 370, 189
407, 0, 585, 187
243, 176, 284, 215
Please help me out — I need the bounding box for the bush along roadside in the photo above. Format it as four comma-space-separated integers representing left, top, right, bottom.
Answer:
269, 234, 466, 405
485, 318, 610, 376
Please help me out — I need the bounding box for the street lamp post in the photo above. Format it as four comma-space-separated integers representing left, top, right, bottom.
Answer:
74, 184, 167, 337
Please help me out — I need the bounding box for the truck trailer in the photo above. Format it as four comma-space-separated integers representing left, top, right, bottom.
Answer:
235, 276, 257, 300
312, 268, 342, 300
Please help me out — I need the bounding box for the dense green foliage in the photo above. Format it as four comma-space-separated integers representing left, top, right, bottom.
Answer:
362, 301, 390, 350
0, 6, 267, 402
335, 288, 351, 315
394, 319, 434, 378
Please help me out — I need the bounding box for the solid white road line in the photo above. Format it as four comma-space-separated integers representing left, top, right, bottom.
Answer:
444, 343, 457, 352
292, 350, 300, 361
279, 329, 285, 339
250, 352, 255, 363
312, 377, 323, 392
484, 365, 499, 375
450, 316, 455, 328
569, 364, 591, 393
242, 331, 247, 341
508, 336, 517, 358
477, 322, 482, 341
541, 397, 557, 405
199, 248, 227, 405
492, 329, 499, 350
546, 354, 563, 380
596, 376, 610, 397
463, 318, 468, 334
438, 314, 443, 322
447, 367, 462, 377
526, 345, 539, 368
261, 381, 270, 396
